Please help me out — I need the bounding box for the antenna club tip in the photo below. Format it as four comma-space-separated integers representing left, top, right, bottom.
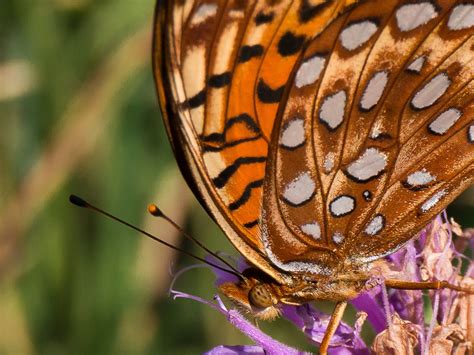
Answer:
69, 194, 89, 208
148, 203, 163, 217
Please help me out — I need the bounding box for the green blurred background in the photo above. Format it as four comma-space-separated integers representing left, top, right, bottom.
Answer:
0, 1, 472, 354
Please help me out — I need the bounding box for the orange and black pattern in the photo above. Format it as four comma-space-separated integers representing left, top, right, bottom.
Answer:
154, 0, 357, 249
154, 0, 473, 275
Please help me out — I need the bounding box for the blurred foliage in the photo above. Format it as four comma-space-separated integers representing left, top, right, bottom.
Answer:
0, 1, 472, 354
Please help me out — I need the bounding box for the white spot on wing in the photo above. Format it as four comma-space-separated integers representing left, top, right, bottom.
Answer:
448, 4, 474, 30
295, 56, 326, 88
469, 125, 474, 143
282, 172, 316, 206
370, 120, 386, 139
360, 71, 389, 111
191, 4, 218, 26
365, 215, 385, 236
340, 21, 378, 51
332, 232, 345, 244
346, 148, 387, 182
228, 10, 244, 19
396, 2, 438, 32
363, 190, 372, 201
406, 169, 436, 188
301, 222, 321, 240
261, 219, 332, 276
421, 189, 447, 213
411, 73, 451, 109
330, 195, 355, 217
319, 90, 346, 130
407, 56, 426, 73
281, 118, 305, 149
428, 108, 462, 135
323, 152, 335, 173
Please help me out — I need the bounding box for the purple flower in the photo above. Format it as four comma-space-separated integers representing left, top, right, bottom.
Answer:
170, 290, 304, 354
366, 213, 473, 354
169, 213, 473, 354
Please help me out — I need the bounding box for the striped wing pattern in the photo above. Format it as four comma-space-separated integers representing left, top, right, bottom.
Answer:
154, 0, 473, 279
154, 0, 357, 263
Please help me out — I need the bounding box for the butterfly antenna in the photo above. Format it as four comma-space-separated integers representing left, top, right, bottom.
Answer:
147, 203, 242, 276
69, 194, 244, 280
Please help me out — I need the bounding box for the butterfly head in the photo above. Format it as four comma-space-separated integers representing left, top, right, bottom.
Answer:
219, 267, 283, 321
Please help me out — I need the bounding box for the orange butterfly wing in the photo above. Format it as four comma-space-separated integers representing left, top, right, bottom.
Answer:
153, 0, 358, 281
262, 0, 474, 275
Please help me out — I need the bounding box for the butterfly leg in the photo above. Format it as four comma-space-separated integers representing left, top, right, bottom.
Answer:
319, 301, 348, 355
253, 318, 260, 329
385, 279, 473, 293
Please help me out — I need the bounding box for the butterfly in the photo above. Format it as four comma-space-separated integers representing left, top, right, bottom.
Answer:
153, 0, 473, 352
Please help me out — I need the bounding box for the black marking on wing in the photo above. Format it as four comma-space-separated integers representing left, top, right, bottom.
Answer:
208, 72, 232, 88
202, 135, 263, 152
213, 156, 267, 188
200, 113, 261, 143
244, 219, 259, 228
257, 79, 285, 103
255, 11, 274, 25
238, 45, 264, 63
370, 133, 393, 141
183, 89, 206, 109
278, 31, 306, 56
229, 179, 264, 211
299, 0, 332, 23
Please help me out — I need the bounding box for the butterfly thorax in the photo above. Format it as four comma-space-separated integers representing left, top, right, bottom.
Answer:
219, 265, 369, 321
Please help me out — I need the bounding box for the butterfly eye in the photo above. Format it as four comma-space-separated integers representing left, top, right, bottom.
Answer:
248, 284, 274, 309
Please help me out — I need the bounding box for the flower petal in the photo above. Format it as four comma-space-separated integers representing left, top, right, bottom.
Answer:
281, 304, 369, 353
351, 290, 387, 333
371, 314, 421, 354
204, 345, 265, 354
